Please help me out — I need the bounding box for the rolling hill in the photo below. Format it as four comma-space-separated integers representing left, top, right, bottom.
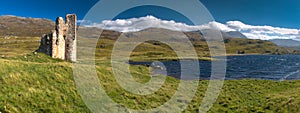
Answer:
0, 15, 54, 37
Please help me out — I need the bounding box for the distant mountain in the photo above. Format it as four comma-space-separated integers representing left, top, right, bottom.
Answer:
187, 29, 247, 39
224, 31, 247, 38
93, 27, 295, 55
77, 26, 103, 38
0, 15, 54, 37
271, 39, 300, 50
0, 15, 249, 40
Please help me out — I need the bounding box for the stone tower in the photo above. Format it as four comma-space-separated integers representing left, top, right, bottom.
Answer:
38, 14, 77, 62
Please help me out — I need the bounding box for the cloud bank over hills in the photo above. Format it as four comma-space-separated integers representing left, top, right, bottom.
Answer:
82, 16, 235, 32
80, 16, 300, 41
226, 21, 300, 41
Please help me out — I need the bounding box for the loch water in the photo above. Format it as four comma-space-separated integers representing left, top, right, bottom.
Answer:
129, 55, 300, 81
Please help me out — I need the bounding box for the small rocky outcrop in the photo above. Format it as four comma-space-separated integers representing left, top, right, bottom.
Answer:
237, 50, 245, 54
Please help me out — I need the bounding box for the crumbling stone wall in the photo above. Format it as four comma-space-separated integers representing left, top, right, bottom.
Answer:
65, 14, 77, 61
37, 14, 77, 62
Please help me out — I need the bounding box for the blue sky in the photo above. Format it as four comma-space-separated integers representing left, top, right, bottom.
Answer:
0, 0, 299, 29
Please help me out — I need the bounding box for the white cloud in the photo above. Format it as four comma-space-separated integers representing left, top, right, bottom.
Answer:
83, 15, 235, 32
81, 15, 300, 41
226, 21, 300, 40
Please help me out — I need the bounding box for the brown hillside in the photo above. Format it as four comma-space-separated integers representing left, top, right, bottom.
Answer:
0, 15, 54, 37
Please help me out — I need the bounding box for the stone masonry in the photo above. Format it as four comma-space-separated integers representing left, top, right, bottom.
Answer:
37, 14, 77, 62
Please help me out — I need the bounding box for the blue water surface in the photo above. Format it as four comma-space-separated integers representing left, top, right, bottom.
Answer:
129, 55, 300, 81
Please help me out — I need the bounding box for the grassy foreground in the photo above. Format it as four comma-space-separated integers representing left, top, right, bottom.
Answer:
0, 36, 300, 112
0, 53, 300, 112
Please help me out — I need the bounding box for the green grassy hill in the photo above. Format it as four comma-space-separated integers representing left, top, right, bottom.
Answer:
1, 53, 300, 112
0, 34, 300, 112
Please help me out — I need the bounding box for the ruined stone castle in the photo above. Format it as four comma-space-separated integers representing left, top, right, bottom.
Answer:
38, 14, 77, 62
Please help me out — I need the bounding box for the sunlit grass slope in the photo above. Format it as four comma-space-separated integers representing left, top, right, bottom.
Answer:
0, 36, 299, 112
